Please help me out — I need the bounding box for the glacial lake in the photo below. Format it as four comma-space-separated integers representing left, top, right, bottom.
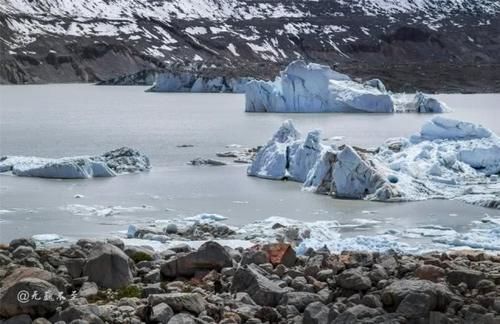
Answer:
0, 84, 499, 251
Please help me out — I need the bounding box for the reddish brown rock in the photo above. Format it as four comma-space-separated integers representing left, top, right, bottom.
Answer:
415, 265, 445, 282
262, 243, 296, 267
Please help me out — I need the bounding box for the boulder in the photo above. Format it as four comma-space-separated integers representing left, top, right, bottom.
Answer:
2, 266, 67, 291
396, 292, 433, 318
124, 246, 156, 263
332, 305, 384, 324
51, 304, 103, 324
78, 282, 98, 298
160, 241, 232, 279
232, 264, 286, 306
150, 302, 174, 323
303, 301, 330, 324
415, 264, 445, 282
148, 293, 206, 314
8, 238, 36, 251
4, 314, 32, 324
280, 292, 322, 312
64, 258, 85, 278
241, 250, 269, 265
381, 279, 454, 311
167, 313, 197, 324
82, 243, 134, 289
337, 268, 372, 290
446, 269, 485, 288
0, 278, 59, 318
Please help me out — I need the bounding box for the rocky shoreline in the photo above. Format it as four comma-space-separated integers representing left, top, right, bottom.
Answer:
0, 237, 499, 324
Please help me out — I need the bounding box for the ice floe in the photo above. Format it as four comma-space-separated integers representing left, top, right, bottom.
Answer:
62, 204, 155, 217
248, 117, 500, 208
0, 147, 150, 179
245, 60, 448, 113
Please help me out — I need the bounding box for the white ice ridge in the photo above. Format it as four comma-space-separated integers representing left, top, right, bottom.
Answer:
245, 60, 449, 113
0, 147, 150, 179
248, 117, 500, 209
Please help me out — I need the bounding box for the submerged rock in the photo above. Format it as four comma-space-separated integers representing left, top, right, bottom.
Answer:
188, 158, 227, 166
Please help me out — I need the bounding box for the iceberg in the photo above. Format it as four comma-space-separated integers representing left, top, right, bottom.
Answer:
414, 92, 450, 113
147, 71, 252, 93
248, 117, 500, 208
247, 120, 300, 179
245, 60, 449, 113
0, 147, 150, 179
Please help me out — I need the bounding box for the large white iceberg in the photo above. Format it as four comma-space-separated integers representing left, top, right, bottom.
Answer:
245, 60, 449, 113
0, 147, 150, 179
248, 117, 500, 208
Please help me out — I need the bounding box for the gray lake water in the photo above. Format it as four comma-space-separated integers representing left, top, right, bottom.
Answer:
1, 84, 499, 247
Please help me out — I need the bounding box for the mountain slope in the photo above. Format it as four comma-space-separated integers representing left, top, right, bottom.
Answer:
1, 0, 499, 91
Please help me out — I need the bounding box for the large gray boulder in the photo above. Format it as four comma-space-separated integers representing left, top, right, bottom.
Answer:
280, 292, 322, 312
303, 301, 330, 324
83, 243, 134, 289
232, 264, 286, 306
51, 304, 103, 324
167, 313, 197, 324
332, 305, 384, 324
446, 269, 485, 288
150, 302, 174, 323
0, 278, 59, 318
148, 293, 206, 314
160, 241, 232, 279
381, 279, 454, 311
337, 267, 372, 291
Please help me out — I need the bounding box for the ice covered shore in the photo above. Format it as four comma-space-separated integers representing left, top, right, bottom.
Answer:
122, 212, 500, 254
0, 147, 150, 179
245, 60, 449, 113
248, 117, 500, 209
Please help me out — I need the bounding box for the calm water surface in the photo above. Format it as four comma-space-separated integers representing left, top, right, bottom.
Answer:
0, 84, 499, 243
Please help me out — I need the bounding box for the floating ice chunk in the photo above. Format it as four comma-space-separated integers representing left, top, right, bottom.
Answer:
457, 145, 500, 175
245, 60, 394, 113
433, 227, 500, 251
147, 71, 251, 93
99, 147, 150, 173
288, 130, 323, 182
62, 204, 155, 217
184, 213, 228, 222
328, 79, 394, 113
0, 147, 150, 179
404, 225, 458, 238
363, 78, 387, 92
32, 234, 66, 244
333, 146, 392, 199
414, 92, 450, 113
250, 118, 500, 208
247, 120, 300, 179
415, 116, 492, 141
